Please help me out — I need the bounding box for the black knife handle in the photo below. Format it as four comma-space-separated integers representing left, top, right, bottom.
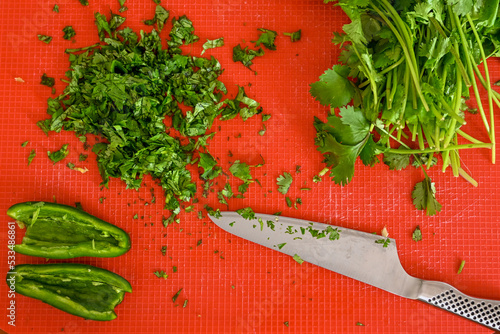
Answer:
418, 280, 500, 331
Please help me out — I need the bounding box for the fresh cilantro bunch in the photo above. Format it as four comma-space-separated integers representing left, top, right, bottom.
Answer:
38, 10, 262, 220
312, 0, 500, 215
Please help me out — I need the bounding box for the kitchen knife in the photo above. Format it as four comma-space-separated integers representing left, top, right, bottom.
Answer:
209, 211, 500, 331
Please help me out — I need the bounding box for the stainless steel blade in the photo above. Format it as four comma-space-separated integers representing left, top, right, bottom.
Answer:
209, 212, 500, 331
209, 211, 422, 298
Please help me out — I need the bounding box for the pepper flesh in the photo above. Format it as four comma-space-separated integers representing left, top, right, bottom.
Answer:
6, 263, 132, 321
7, 202, 131, 259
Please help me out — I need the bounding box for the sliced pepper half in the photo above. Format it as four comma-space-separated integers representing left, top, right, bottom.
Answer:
7, 201, 131, 259
6, 263, 132, 321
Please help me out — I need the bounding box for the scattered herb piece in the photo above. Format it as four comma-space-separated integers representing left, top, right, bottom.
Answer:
199, 152, 222, 180
412, 177, 442, 216
283, 29, 301, 42
62, 26, 76, 40
284, 321, 290, 327
53, 4, 59, 12
133, 214, 138, 219
277, 172, 293, 195
168, 15, 199, 48
15, 77, 25, 83
356, 322, 365, 326
277, 243, 286, 250
201, 37, 224, 55
38, 34, 53, 44
154, 270, 168, 279
77, 0, 89, 5
79, 153, 88, 161
21, 141, 29, 147
285, 197, 293, 207
40, 73, 55, 88
412, 225, 422, 242
292, 254, 304, 264
375, 238, 391, 248
196, 239, 202, 247
182, 300, 188, 308
236, 207, 255, 220
172, 288, 183, 303
27, 149, 36, 166
47, 144, 69, 164
161, 246, 167, 256
143, 4, 169, 32
457, 260, 466, 274
172, 266, 177, 273
229, 160, 252, 182
221, 85, 263, 121
232, 44, 264, 72
252, 28, 278, 50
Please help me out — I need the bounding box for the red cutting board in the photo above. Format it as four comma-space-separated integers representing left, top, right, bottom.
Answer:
0, 1, 499, 333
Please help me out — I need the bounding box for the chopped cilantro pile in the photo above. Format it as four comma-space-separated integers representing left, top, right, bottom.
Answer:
38, 10, 263, 220
313, 0, 500, 215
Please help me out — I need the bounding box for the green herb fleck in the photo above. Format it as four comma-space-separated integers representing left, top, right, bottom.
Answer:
78, 0, 89, 5
375, 238, 391, 248
412, 225, 422, 242
277, 172, 293, 195
182, 299, 188, 308
284, 29, 301, 42
252, 28, 278, 50
62, 26, 76, 40
38, 34, 52, 44
201, 37, 224, 55
53, 4, 59, 12
277, 243, 286, 250
232, 44, 264, 72
161, 245, 167, 256
284, 321, 290, 327
292, 254, 304, 264
457, 260, 466, 274
40, 73, 55, 88
47, 144, 69, 164
154, 270, 168, 279
27, 149, 36, 166
21, 141, 29, 147
172, 288, 183, 303
196, 239, 202, 247
236, 207, 255, 220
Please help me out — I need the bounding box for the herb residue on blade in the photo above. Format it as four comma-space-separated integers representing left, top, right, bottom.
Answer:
312, 1, 500, 215
38, 10, 263, 221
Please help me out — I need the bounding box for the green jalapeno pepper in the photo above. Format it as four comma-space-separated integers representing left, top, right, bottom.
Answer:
7, 202, 131, 259
6, 263, 132, 321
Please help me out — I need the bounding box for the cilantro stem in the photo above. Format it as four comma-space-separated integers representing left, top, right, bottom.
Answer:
65, 43, 100, 53
351, 44, 379, 115
358, 56, 404, 89
372, 0, 429, 112
429, 17, 471, 87
387, 143, 492, 154
456, 129, 485, 144
466, 14, 495, 164
458, 168, 478, 187
450, 10, 491, 136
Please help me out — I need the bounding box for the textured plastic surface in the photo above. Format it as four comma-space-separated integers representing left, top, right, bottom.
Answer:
0, 1, 499, 333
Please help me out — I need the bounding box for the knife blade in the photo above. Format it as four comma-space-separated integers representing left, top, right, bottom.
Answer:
209, 211, 500, 331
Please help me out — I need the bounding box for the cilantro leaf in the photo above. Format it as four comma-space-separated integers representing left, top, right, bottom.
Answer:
232, 44, 264, 71
40, 73, 55, 88
38, 35, 52, 44
144, 5, 169, 32
201, 37, 224, 55
383, 152, 410, 171
314, 106, 371, 185
276, 172, 293, 195
229, 160, 252, 182
168, 15, 199, 48
198, 152, 222, 180
283, 30, 301, 42
252, 28, 278, 50
47, 144, 69, 164
236, 207, 255, 220
412, 177, 442, 216
221, 86, 263, 121
27, 149, 36, 166
310, 65, 355, 108
412, 225, 422, 242
292, 254, 304, 264
62, 26, 76, 40
53, 4, 59, 12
